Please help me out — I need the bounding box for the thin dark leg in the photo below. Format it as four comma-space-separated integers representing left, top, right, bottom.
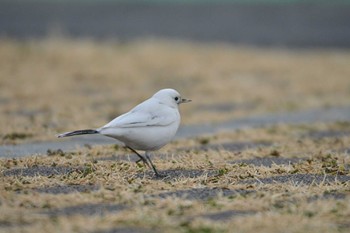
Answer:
126, 146, 151, 169
145, 152, 161, 177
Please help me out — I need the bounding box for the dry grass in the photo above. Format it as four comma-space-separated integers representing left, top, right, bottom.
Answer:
1, 38, 350, 143
1, 38, 350, 232
1, 121, 350, 233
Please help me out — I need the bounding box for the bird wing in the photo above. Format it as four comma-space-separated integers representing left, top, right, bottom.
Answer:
100, 100, 177, 129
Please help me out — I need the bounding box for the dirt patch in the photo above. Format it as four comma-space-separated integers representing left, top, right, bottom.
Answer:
92, 227, 154, 233
42, 203, 126, 217
308, 190, 347, 202
2, 166, 79, 177
187, 141, 272, 153
243, 174, 350, 185
231, 157, 305, 167
34, 184, 99, 194
305, 130, 350, 139
200, 210, 256, 221
155, 188, 253, 200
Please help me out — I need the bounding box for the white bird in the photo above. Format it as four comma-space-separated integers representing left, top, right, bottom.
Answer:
58, 88, 191, 176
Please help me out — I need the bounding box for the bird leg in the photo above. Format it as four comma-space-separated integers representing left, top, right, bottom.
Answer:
126, 146, 151, 169
126, 146, 161, 177
145, 152, 161, 177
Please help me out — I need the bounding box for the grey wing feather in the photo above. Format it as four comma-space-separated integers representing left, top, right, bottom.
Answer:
100, 109, 175, 129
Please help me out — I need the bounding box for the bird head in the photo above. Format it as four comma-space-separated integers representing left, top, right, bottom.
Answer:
153, 89, 191, 108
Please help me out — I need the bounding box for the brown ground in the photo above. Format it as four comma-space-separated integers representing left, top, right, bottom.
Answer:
0, 38, 350, 233
1, 122, 350, 233
1, 38, 350, 143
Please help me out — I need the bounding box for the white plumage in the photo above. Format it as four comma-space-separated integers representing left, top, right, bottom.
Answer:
58, 88, 191, 176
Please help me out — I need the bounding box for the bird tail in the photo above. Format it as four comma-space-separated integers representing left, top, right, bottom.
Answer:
57, 129, 99, 138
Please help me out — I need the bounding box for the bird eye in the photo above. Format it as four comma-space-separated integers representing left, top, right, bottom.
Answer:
174, 97, 179, 101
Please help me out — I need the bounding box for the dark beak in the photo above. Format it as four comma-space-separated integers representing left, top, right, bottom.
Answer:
180, 98, 192, 104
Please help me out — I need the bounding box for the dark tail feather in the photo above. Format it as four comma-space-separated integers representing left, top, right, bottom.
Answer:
57, 129, 99, 138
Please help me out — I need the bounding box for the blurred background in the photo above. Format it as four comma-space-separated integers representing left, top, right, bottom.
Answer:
1, 0, 350, 143
2, 0, 350, 47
